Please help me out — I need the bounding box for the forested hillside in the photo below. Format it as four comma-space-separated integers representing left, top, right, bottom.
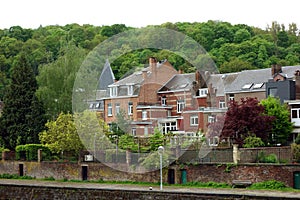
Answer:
0, 21, 300, 118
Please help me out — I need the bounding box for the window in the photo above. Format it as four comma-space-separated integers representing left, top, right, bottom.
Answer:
208, 115, 215, 123
253, 83, 264, 89
268, 88, 278, 97
198, 88, 208, 97
128, 85, 133, 96
219, 100, 226, 108
110, 86, 118, 97
161, 122, 177, 134
142, 110, 147, 120
89, 103, 94, 109
107, 103, 112, 116
131, 128, 136, 136
128, 102, 133, 115
177, 100, 185, 113
190, 116, 199, 126
208, 136, 219, 146
292, 108, 300, 119
161, 97, 167, 106
242, 83, 253, 89
229, 94, 234, 101
115, 103, 120, 115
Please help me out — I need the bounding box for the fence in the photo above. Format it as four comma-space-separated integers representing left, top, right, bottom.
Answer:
1, 146, 294, 164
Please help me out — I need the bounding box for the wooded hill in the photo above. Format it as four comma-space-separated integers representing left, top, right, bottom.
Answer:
0, 21, 300, 116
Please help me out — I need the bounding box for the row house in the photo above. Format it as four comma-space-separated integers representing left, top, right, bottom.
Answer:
92, 57, 300, 141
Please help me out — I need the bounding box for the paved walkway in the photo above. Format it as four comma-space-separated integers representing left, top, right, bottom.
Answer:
0, 179, 300, 199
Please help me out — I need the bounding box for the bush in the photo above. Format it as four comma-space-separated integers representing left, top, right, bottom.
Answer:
15, 144, 52, 161
250, 180, 287, 190
291, 143, 300, 162
257, 152, 278, 163
243, 136, 265, 148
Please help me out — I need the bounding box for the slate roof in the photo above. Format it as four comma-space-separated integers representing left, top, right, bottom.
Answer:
225, 66, 300, 93
98, 59, 115, 90
207, 73, 239, 97
158, 73, 195, 92
158, 72, 239, 97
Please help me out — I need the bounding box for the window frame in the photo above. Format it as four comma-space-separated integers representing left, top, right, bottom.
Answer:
128, 102, 133, 115
219, 100, 226, 108
107, 103, 112, 117
142, 110, 147, 120
190, 115, 199, 126
198, 88, 208, 97
177, 100, 185, 113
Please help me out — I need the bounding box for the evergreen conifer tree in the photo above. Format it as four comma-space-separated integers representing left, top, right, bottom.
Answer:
0, 53, 46, 149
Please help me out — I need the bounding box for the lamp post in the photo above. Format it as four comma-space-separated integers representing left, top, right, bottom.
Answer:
158, 146, 164, 191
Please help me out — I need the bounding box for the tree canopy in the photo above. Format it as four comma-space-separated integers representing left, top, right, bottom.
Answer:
260, 96, 293, 145
0, 53, 46, 149
220, 98, 275, 147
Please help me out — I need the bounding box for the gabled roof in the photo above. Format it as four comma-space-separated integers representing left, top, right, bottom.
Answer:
207, 72, 239, 97
158, 73, 194, 92
225, 66, 300, 94
98, 59, 115, 90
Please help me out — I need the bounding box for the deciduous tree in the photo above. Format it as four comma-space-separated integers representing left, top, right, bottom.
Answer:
221, 98, 275, 147
260, 96, 293, 145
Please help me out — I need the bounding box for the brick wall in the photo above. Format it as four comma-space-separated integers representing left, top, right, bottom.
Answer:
1, 160, 300, 187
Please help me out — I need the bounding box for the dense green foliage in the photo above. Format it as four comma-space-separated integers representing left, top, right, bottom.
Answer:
261, 97, 293, 145
0, 54, 46, 149
1, 21, 300, 149
257, 152, 278, 163
243, 136, 265, 148
39, 113, 84, 156
15, 144, 51, 161
249, 180, 287, 190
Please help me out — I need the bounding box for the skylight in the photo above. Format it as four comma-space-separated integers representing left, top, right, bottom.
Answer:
242, 83, 253, 89
253, 83, 264, 89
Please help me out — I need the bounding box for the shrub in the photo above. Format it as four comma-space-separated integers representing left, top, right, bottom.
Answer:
257, 152, 278, 163
16, 144, 52, 161
243, 136, 265, 148
291, 143, 300, 162
250, 180, 287, 190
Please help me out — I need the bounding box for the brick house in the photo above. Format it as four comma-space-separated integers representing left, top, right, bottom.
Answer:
93, 57, 300, 142
102, 57, 178, 136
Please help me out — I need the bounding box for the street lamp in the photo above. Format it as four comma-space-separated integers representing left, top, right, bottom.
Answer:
158, 146, 164, 191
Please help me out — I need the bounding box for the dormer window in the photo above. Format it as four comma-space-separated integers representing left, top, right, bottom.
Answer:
198, 88, 208, 97
128, 85, 134, 96
109, 86, 118, 97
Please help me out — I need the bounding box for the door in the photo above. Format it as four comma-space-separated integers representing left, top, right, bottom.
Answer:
168, 169, 175, 184
181, 169, 187, 184
82, 166, 88, 181
19, 164, 24, 176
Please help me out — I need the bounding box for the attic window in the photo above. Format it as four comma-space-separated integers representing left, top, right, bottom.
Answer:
242, 83, 253, 89
253, 83, 264, 89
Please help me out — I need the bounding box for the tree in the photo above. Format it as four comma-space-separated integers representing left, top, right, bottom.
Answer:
39, 112, 84, 156
36, 44, 86, 119
260, 96, 293, 145
0, 53, 46, 149
221, 98, 275, 147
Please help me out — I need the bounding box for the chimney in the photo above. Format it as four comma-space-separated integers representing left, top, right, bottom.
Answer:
294, 70, 300, 99
149, 57, 157, 72
271, 64, 282, 76
178, 68, 184, 74
142, 69, 147, 80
